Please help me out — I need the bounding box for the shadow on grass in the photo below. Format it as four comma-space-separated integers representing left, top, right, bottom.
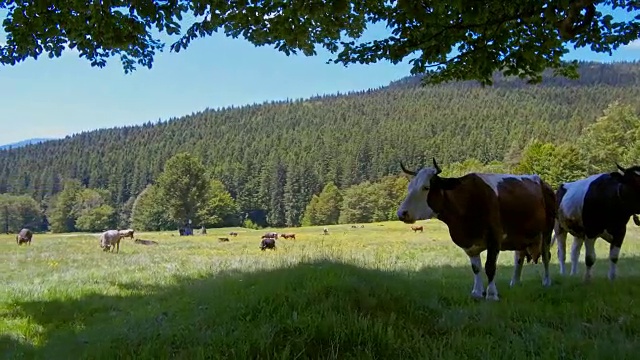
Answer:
5, 257, 640, 360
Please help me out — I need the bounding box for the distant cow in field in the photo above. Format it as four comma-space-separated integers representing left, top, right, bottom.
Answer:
262, 232, 278, 239
351, 225, 357, 228
260, 237, 276, 251
201, 226, 207, 235
281, 233, 296, 240
229, 232, 238, 237
134, 238, 158, 246
16, 228, 32, 245
410, 225, 423, 233
118, 229, 135, 239
397, 158, 556, 301
100, 230, 125, 253
218, 237, 230, 242
323, 227, 329, 235
553, 163, 640, 282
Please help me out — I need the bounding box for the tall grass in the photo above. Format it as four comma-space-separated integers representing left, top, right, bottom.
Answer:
2, 221, 640, 359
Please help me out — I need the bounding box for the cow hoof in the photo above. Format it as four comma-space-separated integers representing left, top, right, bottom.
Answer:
485, 293, 500, 301
542, 277, 552, 287
470, 291, 484, 300
509, 280, 520, 288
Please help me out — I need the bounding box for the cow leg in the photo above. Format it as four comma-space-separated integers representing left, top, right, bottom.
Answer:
468, 254, 485, 299
583, 237, 597, 282
569, 236, 584, 276
555, 228, 568, 275
484, 247, 500, 301
510, 251, 525, 287
608, 229, 625, 281
608, 243, 622, 281
541, 234, 552, 287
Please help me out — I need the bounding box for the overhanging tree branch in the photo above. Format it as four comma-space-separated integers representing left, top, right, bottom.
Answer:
0, 0, 639, 85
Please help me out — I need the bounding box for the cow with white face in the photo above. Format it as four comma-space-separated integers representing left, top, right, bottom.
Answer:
554, 163, 640, 282
397, 158, 557, 301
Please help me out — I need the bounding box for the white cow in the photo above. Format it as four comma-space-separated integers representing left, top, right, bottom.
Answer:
100, 230, 124, 253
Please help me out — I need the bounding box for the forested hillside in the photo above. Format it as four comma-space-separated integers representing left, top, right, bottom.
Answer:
2, 60, 640, 231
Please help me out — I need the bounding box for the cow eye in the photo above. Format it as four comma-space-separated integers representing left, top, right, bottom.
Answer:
422, 186, 429, 191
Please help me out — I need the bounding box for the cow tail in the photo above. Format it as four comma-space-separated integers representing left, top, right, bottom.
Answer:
550, 219, 559, 247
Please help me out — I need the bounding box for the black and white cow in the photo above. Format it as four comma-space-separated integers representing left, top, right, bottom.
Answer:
553, 163, 640, 281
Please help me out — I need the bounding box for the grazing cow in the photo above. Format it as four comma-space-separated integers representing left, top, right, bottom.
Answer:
218, 237, 230, 242
351, 225, 357, 228
323, 227, 329, 235
397, 158, 556, 301
411, 225, 424, 233
262, 232, 278, 239
118, 229, 135, 239
553, 163, 640, 282
100, 230, 124, 253
134, 238, 159, 246
229, 232, 238, 237
281, 233, 296, 240
260, 237, 276, 251
16, 228, 33, 245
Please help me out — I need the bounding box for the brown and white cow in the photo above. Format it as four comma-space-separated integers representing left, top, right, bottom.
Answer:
118, 229, 135, 239
397, 158, 556, 301
281, 233, 296, 240
410, 225, 424, 233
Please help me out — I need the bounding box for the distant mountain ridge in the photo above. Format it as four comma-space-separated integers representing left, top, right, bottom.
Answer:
0, 138, 56, 150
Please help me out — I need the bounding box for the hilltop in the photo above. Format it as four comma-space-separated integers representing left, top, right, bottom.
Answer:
1, 60, 640, 227
0, 138, 56, 151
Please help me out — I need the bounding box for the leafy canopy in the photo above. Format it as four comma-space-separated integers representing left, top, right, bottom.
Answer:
2, 1, 640, 84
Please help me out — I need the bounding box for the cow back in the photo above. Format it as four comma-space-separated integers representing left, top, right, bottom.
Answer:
482, 175, 556, 249
18, 228, 32, 240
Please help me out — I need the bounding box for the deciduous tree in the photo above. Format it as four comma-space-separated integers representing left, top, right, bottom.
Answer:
197, 179, 241, 228
155, 152, 209, 226
130, 184, 174, 231
2, 1, 639, 84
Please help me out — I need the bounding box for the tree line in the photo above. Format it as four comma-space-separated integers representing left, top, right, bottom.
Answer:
1, 62, 640, 231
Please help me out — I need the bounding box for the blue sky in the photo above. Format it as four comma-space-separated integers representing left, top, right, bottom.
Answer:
1, 8, 640, 145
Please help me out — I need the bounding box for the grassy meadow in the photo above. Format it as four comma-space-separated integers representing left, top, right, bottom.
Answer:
2, 220, 640, 359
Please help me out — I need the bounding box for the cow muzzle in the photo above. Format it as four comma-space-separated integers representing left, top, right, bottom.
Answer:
397, 210, 416, 224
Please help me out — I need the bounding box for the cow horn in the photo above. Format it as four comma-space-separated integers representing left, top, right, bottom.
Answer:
616, 163, 627, 173
400, 162, 417, 176
432, 157, 442, 175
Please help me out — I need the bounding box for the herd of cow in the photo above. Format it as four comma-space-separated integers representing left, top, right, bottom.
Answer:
11, 157, 640, 302
397, 158, 640, 301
